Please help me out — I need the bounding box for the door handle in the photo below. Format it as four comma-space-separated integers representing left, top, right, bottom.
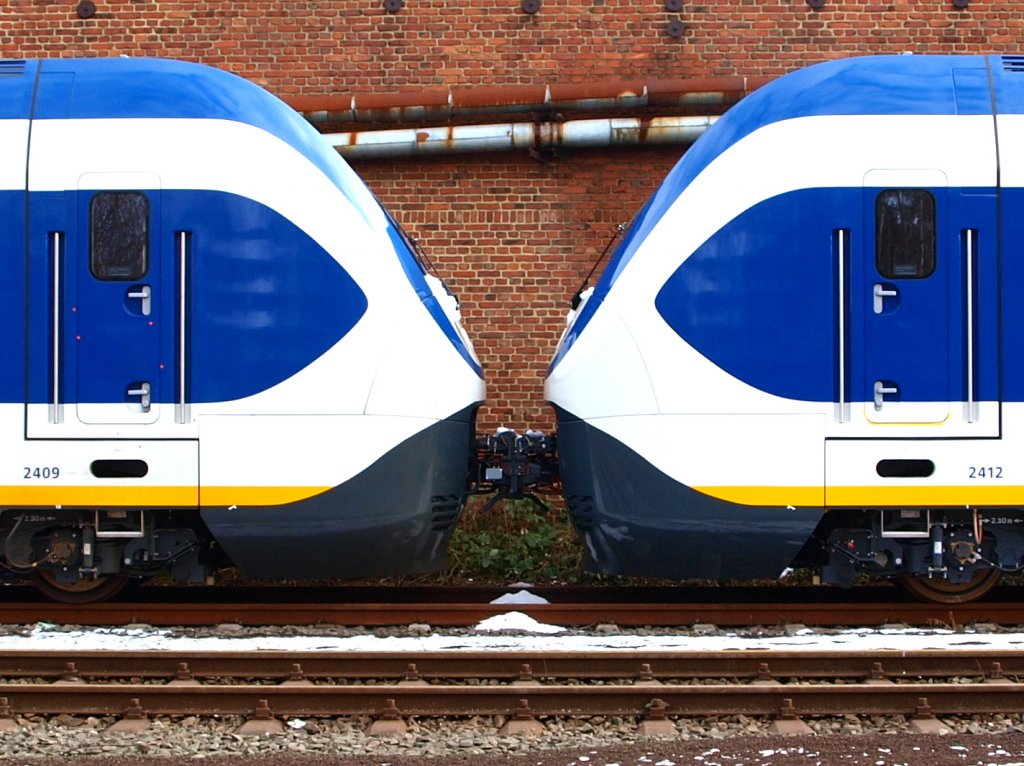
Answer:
127, 285, 152, 316
873, 283, 898, 314
874, 380, 898, 410
127, 382, 152, 412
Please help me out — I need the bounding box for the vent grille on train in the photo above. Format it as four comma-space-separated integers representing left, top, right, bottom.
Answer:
430, 495, 463, 532
1003, 56, 1024, 73
0, 60, 26, 77
566, 494, 596, 532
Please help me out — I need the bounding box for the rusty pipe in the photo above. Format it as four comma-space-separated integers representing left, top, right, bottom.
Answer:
326, 115, 717, 159
289, 77, 769, 125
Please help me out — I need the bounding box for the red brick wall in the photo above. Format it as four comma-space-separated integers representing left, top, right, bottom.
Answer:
358, 149, 678, 429
2, 1, 1016, 431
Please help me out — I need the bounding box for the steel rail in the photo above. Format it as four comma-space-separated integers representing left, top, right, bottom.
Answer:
0, 599, 1021, 627
0, 681, 1020, 718
0, 649, 1021, 683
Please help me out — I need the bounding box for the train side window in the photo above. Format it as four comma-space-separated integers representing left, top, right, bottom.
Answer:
875, 189, 935, 279
90, 191, 149, 280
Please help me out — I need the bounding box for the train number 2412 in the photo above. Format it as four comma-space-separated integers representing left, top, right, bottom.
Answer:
969, 466, 1004, 479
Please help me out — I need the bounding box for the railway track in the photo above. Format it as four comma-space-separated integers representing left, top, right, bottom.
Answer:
0, 648, 1020, 734
0, 584, 1022, 627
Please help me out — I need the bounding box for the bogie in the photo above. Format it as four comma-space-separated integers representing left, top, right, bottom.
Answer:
1, 509, 213, 598
814, 508, 1024, 600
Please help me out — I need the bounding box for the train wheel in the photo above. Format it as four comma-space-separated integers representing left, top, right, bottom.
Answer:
29, 570, 132, 604
898, 568, 1001, 604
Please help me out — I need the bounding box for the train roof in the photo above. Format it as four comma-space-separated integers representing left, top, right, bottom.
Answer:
0, 60, 35, 118
0, 57, 353, 201
600, 54, 1023, 292
675, 54, 1017, 191
2, 58, 293, 123
550, 54, 1024, 372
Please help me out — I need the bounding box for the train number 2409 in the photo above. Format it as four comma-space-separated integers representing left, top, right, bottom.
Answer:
969, 466, 1004, 479
23, 466, 60, 479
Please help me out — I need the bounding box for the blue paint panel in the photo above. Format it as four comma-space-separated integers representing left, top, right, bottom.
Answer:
30, 58, 477, 379
0, 60, 36, 118
854, 186, 954, 410
0, 190, 25, 403
551, 56, 996, 371
656, 189, 853, 402
989, 55, 1024, 114
968, 198, 1000, 404
24, 192, 68, 408
381, 220, 483, 377
548, 185, 662, 372
22, 190, 367, 405
654, 186, 1002, 405
73, 190, 164, 409
168, 190, 368, 404
547, 291, 604, 374
953, 68, 994, 115
1001, 187, 1024, 402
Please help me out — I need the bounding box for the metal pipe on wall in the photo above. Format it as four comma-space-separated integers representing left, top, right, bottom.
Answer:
288, 77, 768, 126
326, 115, 717, 159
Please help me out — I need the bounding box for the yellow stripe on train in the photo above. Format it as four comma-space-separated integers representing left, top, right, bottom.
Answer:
695, 485, 1024, 508
0, 485, 330, 508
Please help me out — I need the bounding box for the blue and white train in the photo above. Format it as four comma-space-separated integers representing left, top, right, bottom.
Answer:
546, 54, 1024, 603
0, 58, 485, 601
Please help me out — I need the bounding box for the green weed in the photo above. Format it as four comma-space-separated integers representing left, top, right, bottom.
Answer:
446, 497, 582, 583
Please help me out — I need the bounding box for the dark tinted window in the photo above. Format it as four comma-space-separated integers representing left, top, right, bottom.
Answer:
875, 189, 935, 279
90, 192, 149, 280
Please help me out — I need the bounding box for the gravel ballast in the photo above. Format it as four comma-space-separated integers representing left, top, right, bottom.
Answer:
1, 619, 1023, 763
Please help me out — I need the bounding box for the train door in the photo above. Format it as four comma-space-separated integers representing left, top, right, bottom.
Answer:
26, 174, 175, 433
825, 173, 999, 508
848, 169, 999, 436
858, 170, 951, 426
74, 177, 163, 425
24, 176, 198, 501
24, 173, 194, 440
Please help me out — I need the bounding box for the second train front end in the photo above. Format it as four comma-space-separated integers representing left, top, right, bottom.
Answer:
546, 54, 1024, 603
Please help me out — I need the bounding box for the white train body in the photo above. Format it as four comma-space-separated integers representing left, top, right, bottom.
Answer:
546, 55, 1024, 599
0, 59, 484, 599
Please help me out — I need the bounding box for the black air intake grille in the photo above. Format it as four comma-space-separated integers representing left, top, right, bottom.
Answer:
430, 495, 463, 532
0, 60, 26, 77
1003, 56, 1024, 73
566, 494, 596, 532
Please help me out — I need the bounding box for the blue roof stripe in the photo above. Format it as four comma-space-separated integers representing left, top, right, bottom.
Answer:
0, 59, 36, 119
34, 58, 351, 195
550, 54, 998, 371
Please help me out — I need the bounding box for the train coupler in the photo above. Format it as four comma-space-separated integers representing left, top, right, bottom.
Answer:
473, 428, 559, 513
